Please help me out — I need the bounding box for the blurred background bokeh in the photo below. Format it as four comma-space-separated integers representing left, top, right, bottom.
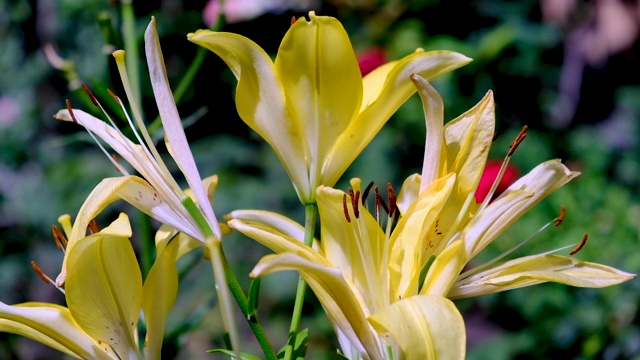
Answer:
1, 0, 639, 358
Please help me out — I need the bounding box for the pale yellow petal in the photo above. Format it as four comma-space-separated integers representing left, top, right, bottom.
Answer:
450, 254, 636, 299
0, 302, 114, 359
369, 295, 465, 360
420, 239, 467, 297
389, 174, 456, 300
396, 174, 421, 215
155, 224, 202, 261
464, 160, 579, 259
65, 214, 142, 359
142, 236, 179, 359
251, 253, 384, 360
323, 51, 472, 188
187, 30, 309, 201
275, 13, 362, 191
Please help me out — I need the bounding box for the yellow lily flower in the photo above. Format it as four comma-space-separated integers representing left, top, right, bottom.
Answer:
188, 11, 472, 204
0, 213, 179, 360
55, 17, 241, 353
225, 75, 635, 359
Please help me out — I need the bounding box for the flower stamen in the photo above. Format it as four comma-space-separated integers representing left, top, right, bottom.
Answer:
570, 233, 588, 255
555, 206, 566, 227
51, 225, 68, 251
362, 181, 374, 207
343, 194, 351, 223
31, 261, 65, 294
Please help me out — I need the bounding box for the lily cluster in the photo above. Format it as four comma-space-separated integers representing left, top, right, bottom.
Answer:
0, 10, 634, 360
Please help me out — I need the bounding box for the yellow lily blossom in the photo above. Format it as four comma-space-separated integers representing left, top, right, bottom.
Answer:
0, 213, 179, 360
225, 75, 635, 359
55, 17, 241, 353
188, 11, 472, 204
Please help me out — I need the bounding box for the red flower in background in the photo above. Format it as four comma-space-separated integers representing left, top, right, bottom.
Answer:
474, 160, 520, 203
358, 47, 386, 76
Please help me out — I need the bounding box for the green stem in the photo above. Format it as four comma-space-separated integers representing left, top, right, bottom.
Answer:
120, 0, 140, 107
284, 203, 318, 360
138, 212, 153, 278
220, 246, 278, 360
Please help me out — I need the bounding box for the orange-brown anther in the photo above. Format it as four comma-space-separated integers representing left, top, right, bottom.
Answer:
387, 182, 397, 217
51, 225, 68, 250
81, 83, 99, 106
107, 89, 122, 106
65, 99, 78, 123
291, 16, 296, 25
555, 206, 566, 227
352, 190, 361, 219
342, 194, 351, 223
31, 261, 52, 284
362, 181, 374, 206
507, 125, 528, 157
570, 233, 588, 255
375, 186, 389, 215
88, 219, 99, 235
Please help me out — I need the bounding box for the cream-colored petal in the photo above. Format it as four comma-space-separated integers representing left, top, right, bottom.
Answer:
389, 174, 456, 300
65, 214, 142, 360
420, 239, 467, 297
450, 254, 636, 299
322, 51, 472, 188
369, 295, 465, 360
275, 13, 363, 190
142, 235, 179, 359
396, 174, 421, 215
145, 18, 220, 237
315, 183, 389, 310
464, 160, 579, 259
442, 91, 495, 194
251, 253, 384, 360
0, 302, 114, 359
155, 224, 202, 261
56, 175, 198, 286
187, 30, 310, 201
225, 209, 307, 244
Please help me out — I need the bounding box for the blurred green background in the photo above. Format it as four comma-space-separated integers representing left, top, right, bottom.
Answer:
1, 0, 639, 358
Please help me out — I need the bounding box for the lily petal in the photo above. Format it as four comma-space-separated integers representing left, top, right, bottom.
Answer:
449, 254, 637, 299
0, 303, 114, 359
276, 13, 363, 187
251, 253, 384, 360
369, 295, 465, 360
324, 50, 472, 188
145, 18, 220, 237
143, 235, 179, 359
464, 160, 580, 259
186, 30, 308, 200
65, 213, 142, 360
389, 174, 456, 300
420, 240, 467, 297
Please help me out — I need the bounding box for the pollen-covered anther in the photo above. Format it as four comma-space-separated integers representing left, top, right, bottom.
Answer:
81, 82, 99, 106
88, 219, 99, 235
375, 186, 389, 215
351, 190, 361, 219
362, 181, 374, 206
507, 125, 528, 157
291, 16, 296, 25
65, 99, 78, 123
342, 194, 351, 223
31, 261, 53, 285
107, 89, 123, 106
51, 225, 68, 250
387, 182, 397, 218
554, 206, 566, 227
570, 233, 588, 255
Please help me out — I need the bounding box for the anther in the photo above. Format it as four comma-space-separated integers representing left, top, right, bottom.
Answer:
507, 125, 528, 157
291, 16, 296, 25
362, 181, 374, 206
65, 99, 78, 123
88, 219, 99, 234
81, 83, 99, 106
107, 89, 122, 106
570, 233, 588, 255
554, 206, 566, 227
51, 225, 68, 250
387, 183, 397, 217
342, 194, 351, 223
352, 190, 361, 219
375, 186, 389, 215
31, 261, 52, 284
